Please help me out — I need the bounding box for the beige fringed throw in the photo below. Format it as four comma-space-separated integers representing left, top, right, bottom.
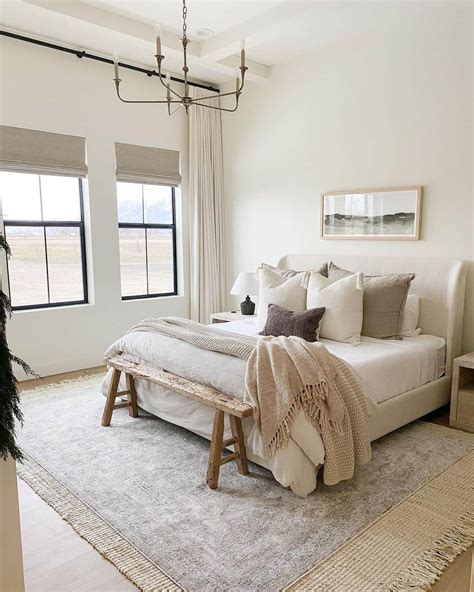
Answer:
245, 336, 371, 484
245, 336, 344, 453
122, 317, 371, 485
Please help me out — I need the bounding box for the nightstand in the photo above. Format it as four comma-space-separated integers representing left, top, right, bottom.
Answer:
210, 311, 256, 324
449, 353, 474, 432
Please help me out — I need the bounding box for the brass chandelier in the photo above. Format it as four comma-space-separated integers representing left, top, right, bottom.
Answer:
113, 0, 247, 115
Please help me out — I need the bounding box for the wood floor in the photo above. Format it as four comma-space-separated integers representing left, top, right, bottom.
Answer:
18, 369, 473, 592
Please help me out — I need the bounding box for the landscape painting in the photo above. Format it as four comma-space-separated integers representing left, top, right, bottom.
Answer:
321, 186, 422, 240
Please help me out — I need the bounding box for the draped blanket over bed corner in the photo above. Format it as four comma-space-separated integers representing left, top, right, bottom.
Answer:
105, 317, 371, 488
245, 336, 371, 485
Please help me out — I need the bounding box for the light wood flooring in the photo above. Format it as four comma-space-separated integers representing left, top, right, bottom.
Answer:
18, 369, 473, 592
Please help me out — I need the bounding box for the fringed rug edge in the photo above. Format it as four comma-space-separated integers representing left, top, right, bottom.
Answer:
17, 451, 184, 592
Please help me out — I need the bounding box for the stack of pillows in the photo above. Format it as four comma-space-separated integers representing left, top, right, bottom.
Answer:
257, 262, 420, 345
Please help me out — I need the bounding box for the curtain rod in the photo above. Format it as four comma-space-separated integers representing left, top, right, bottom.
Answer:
0, 30, 220, 93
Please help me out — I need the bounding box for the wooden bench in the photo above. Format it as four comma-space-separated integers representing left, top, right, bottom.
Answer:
102, 354, 252, 489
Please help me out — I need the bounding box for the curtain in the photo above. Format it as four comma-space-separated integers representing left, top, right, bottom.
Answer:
189, 88, 226, 323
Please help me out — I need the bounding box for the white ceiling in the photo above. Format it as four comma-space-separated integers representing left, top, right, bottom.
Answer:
0, 0, 456, 86
88, 1, 283, 40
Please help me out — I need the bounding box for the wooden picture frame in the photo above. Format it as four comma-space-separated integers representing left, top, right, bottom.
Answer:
321, 186, 423, 240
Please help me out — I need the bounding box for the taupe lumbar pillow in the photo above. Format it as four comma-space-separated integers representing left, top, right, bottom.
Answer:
259, 304, 326, 342
327, 262, 415, 339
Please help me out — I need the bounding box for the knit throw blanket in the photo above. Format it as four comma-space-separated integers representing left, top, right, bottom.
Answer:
126, 317, 371, 485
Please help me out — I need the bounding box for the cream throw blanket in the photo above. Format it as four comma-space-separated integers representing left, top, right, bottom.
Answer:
124, 317, 371, 485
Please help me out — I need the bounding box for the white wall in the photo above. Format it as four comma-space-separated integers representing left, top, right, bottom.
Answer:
0, 37, 190, 377
223, 3, 474, 353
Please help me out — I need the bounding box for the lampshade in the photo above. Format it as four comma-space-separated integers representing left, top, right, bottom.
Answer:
230, 272, 258, 296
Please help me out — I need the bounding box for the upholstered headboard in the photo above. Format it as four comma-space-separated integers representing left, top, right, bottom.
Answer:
278, 254, 466, 375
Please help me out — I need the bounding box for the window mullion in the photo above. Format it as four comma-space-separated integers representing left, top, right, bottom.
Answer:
38, 175, 44, 220
145, 226, 149, 295
43, 225, 51, 304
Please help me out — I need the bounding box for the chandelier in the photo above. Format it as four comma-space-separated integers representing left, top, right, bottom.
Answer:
113, 0, 247, 115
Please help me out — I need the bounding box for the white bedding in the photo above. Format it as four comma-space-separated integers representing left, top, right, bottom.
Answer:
101, 319, 445, 497
217, 320, 446, 404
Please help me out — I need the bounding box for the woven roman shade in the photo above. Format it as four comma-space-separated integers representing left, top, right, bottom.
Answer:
0, 125, 87, 177
115, 142, 181, 186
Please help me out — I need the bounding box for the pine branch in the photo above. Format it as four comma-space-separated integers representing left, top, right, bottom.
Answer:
0, 234, 11, 258
0, 290, 11, 325
0, 230, 37, 461
0, 330, 25, 461
10, 354, 39, 378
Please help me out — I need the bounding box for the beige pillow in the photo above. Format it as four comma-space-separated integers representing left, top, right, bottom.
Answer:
256, 267, 307, 330
261, 262, 329, 278
401, 294, 422, 337
327, 262, 415, 339
305, 272, 364, 345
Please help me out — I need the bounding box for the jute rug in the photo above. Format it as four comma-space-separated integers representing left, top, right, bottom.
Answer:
17, 374, 474, 591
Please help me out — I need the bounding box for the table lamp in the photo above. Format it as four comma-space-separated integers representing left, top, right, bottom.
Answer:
230, 272, 259, 315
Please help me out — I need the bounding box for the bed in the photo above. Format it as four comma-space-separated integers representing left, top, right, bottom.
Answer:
101, 254, 466, 496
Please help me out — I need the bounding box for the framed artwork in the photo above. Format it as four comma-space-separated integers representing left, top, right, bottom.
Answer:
321, 186, 423, 240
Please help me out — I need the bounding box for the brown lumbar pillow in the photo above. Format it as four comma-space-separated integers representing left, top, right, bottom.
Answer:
259, 304, 326, 342
327, 262, 415, 339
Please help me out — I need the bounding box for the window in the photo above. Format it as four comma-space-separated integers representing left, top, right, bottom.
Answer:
117, 182, 177, 299
0, 172, 88, 310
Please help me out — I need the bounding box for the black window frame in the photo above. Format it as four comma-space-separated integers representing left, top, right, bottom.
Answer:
3, 177, 88, 311
118, 183, 178, 301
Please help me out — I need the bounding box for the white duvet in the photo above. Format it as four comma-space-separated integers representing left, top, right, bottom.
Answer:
101, 319, 445, 497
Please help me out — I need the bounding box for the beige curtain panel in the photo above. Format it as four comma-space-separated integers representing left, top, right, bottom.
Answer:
0, 125, 87, 177
115, 142, 181, 186
189, 88, 226, 323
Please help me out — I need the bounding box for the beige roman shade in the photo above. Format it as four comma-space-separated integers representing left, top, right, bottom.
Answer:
115, 142, 181, 186
0, 125, 87, 177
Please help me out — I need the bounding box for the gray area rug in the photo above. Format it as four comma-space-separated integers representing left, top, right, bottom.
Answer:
18, 375, 473, 591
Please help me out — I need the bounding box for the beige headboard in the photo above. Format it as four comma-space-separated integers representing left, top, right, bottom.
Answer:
278, 254, 466, 376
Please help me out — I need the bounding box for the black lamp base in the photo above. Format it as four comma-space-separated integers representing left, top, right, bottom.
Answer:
240, 295, 255, 315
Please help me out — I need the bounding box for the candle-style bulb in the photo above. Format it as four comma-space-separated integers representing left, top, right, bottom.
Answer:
166, 72, 171, 99
155, 23, 162, 56
113, 52, 119, 80
240, 39, 246, 69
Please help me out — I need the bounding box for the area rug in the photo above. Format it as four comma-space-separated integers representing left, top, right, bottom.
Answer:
17, 374, 474, 591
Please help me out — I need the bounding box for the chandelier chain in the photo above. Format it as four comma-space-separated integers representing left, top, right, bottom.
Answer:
182, 0, 187, 42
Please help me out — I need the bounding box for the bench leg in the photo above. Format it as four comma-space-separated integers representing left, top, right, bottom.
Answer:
207, 410, 225, 489
102, 368, 121, 426
229, 416, 249, 476
126, 374, 139, 418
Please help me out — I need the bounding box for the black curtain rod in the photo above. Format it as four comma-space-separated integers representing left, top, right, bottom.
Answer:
0, 30, 220, 93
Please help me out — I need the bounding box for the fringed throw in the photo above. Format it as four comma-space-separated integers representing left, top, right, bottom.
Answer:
245, 336, 371, 484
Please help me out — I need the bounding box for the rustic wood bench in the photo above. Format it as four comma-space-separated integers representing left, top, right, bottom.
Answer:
102, 354, 252, 489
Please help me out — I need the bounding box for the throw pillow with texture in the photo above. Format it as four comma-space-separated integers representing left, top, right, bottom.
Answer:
305, 272, 364, 345
327, 262, 416, 339
259, 304, 326, 342
256, 267, 308, 330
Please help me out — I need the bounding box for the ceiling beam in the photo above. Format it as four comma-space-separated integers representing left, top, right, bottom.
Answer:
23, 0, 270, 82
199, 2, 305, 62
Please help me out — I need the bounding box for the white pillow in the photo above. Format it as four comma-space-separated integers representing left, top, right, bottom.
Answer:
306, 272, 364, 345
256, 267, 307, 330
401, 294, 421, 336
